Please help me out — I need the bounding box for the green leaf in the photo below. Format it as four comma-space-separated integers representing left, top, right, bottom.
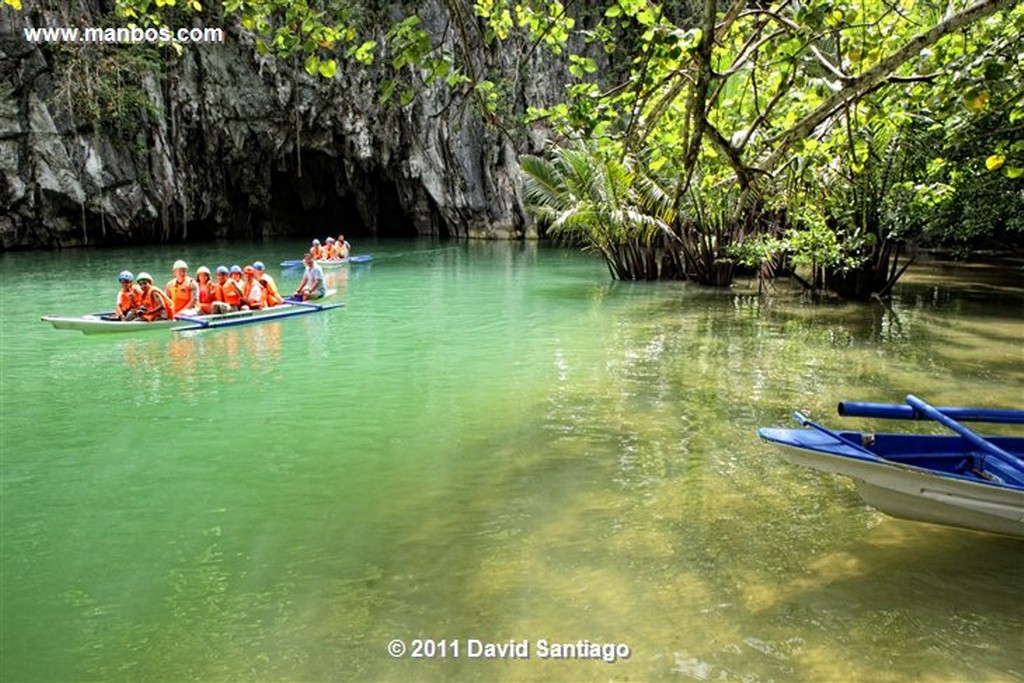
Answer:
1006, 166, 1024, 179
318, 59, 337, 78
985, 154, 1005, 171
352, 40, 376, 65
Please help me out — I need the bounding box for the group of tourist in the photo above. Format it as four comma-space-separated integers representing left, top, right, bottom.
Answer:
110, 232, 348, 322
111, 260, 287, 322
310, 235, 351, 261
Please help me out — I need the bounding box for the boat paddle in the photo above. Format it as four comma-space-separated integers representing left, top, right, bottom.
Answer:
905, 395, 1024, 475
284, 295, 335, 311
791, 412, 883, 460
284, 298, 322, 310
170, 314, 214, 332
172, 314, 210, 328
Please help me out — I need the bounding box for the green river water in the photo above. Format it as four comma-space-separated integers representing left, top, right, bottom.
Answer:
1, 239, 1022, 682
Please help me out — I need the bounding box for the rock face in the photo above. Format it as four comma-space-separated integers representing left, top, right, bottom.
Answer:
0, 1, 570, 249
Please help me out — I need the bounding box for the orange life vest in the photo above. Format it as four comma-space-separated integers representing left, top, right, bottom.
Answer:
311, 245, 324, 259
197, 280, 216, 305
259, 273, 284, 307
139, 287, 171, 321
221, 279, 242, 306
116, 286, 141, 316
197, 279, 219, 313
165, 276, 197, 315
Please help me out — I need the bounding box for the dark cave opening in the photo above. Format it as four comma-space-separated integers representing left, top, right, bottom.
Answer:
266, 150, 420, 239
372, 174, 421, 238
267, 156, 366, 238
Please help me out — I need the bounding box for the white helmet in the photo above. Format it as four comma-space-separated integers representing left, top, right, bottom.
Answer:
136, 272, 153, 283
197, 266, 211, 276
172, 259, 188, 270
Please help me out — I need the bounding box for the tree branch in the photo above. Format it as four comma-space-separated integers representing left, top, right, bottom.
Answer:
758, 0, 1018, 174
738, 67, 794, 151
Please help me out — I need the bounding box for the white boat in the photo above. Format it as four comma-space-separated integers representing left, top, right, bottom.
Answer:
42, 296, 342, 335
758, 396, 1024, 538
280, 255, 372, 269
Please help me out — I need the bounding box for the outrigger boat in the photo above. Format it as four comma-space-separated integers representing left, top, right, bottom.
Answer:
280, 255, 372, 269
42, 295, 342, 335
758, 395, 1024, 538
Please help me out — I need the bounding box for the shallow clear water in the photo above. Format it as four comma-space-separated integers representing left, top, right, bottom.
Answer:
1, 240, 1022, 681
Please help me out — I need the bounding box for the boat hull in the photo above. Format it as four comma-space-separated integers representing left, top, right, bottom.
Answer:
280, 255, 372, 268
316, 259, 351, 269
42, 301, 342, 334
43, 314, 181, 333
759, 428, 1024, 538
855, 478, 1024, 539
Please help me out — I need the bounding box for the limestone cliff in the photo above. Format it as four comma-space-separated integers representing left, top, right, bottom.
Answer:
0, 1, 573, 249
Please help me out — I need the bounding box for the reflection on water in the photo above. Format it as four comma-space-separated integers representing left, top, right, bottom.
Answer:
323, 266, 350, 294
1, 244, 1022, 682
121, 322, 285, 405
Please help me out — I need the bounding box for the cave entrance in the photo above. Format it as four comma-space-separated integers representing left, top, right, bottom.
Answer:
267, 150, 419, 238
372, 174, 422, 238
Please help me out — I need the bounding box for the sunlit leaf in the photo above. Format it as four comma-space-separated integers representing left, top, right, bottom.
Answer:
318, 58, 337, 78
985, 154, 1005, 171
352, 40, 376, 65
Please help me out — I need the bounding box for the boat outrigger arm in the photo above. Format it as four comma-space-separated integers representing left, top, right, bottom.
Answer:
838, 401, 1024, 425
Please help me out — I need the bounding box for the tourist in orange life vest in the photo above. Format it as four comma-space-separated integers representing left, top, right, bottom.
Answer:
106, 270, 142, 320
135, 272, 175, 321
241, 265, 264, 309
252, 261, 284, 307
337, 234, 351, 258
195, 266, 220, 314
323, 237, 338, 260
165, 259, 200, 317
212, 265, 242, 313
310, 239, 324, 260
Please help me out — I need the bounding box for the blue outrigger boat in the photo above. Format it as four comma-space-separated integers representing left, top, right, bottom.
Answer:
759, 395, 1024, 538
